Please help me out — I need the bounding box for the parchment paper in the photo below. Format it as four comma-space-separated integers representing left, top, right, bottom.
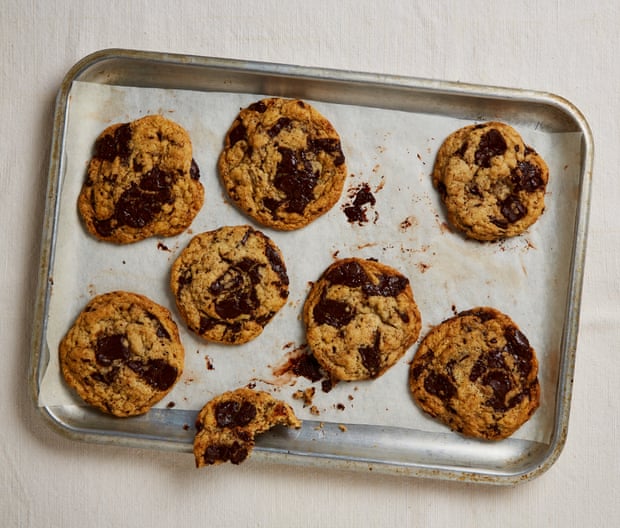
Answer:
38, 81, 583, 443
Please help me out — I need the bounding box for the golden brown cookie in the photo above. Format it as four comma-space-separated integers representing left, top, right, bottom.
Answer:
303, 258, 421, 381
59, 291, 184, 417
78, 114, 204, 244
218, 97, 347, 230
432, 121, 549, 241
193, 387, 301, 467
409, 307, 540, 440
170, 225, 289, 344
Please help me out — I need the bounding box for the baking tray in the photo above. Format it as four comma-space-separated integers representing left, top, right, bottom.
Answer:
30, 48, 593, 484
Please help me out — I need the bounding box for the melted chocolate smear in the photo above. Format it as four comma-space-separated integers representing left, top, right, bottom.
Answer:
215, 400, 257, 428
474, 129, 507, 168
343, 183, 376, 224
291, 353, 324, 383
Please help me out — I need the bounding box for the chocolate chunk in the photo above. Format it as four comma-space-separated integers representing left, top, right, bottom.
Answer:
363, 274, 408, 297
203, 442, 249, 465
325, 260, 370, 288
214, 400, 257, 428
264, 243, 289, 286
95, 334, 130, 366
313, 297, 355, 328
210, 258, 261, 319
190, 159, 200, 180
127, 358, 178, 391
482, 370, 513, 411
500, 194, 527, 223
504, 326, 533, 377
424, 371, 457, 403
359, 331, 382, 377
248, 101, 267, 113
343, 183, 376, 224
474, 129, 507, 168
94, 123, 132, 162
274, 147, 318, 215
228, 121, 247, 145
511, 160, 544, 192
308, 138, 345, 166
268, 117, 292, 138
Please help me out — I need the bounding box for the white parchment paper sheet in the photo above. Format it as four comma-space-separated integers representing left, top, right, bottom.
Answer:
39, 81, 583, 443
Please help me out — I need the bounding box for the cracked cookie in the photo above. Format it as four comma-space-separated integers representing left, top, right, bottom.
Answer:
432, 121, 549, 241
170, 225, 289, 344
59, 291, 184, 417
303, 258, 421, 381
409, 307, 540, 440
193, 387, 301, 467
218, 97, 347, 230
78, 114, 204, 244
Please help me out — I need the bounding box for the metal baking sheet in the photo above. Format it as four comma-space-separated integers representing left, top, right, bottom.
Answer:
30, 48, 593, 484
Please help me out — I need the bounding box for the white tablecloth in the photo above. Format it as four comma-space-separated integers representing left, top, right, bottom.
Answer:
1, 1, 617, 526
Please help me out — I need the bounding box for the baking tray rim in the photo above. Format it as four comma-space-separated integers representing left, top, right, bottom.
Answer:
29, 48, 594, 485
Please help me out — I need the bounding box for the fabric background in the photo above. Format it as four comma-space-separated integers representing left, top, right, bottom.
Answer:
1, 1, 617, 526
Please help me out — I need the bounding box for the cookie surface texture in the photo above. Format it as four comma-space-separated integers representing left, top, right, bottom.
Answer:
409, 307, 540, 440
303, 258, 421, 381
193, 388, 301, 467
78, 114, 204, 244
59, 291, 184, 417
432, 121, 549, 241
170, 225, 289, 344
218, 97, 347, 230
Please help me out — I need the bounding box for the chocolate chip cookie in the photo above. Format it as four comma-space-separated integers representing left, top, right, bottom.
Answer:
218, 97, 347, 230
59, 291, 184, 417
432, 121, 549, 241
193, 387, 301, 467
409, 307, 540, 440
170, 225, 289, 344
303, 258, 421, 381
78, 114, 204, 244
